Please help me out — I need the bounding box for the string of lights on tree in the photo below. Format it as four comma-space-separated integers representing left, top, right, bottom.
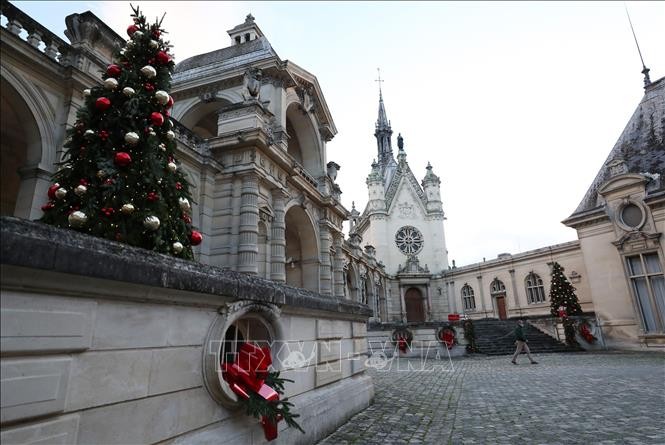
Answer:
549, 262, 583, 317
40, 5, 202, 259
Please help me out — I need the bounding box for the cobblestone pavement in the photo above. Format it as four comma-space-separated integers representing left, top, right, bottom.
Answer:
318, 352, 665, 445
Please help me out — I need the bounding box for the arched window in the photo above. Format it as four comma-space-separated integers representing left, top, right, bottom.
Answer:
490, 278, 506, 295
461, 284, 476, 311
525, 272, 546, 304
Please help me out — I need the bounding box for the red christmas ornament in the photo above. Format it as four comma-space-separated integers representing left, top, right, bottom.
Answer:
147, 191, 159, 202
190, 230, 202, 246
95, 97, 111, 112
98, 130, 109, 141
79, 178, 89, 186
175, 182, 183, 190
156, 51, 170, 65
150, 112, 164, 127
144, 83, 155, 92
106, 64, 122, 77
47, 183, 60, 200
182, 213, 192, 224
127, 24, 139, 36
152, 29, 160, 39
166, 95, 174, 109
41, 202, 55, 212
101, 207, 115, 217
104, 178, 114, 185
114, 152, 132, 167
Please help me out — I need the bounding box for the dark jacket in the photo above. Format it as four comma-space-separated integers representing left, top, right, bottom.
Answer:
514, 325, 527, 342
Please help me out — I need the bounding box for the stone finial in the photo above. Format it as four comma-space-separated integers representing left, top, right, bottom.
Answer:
422, 161, 440, 186
245, 13, 255, 23
327, 161, 340, 181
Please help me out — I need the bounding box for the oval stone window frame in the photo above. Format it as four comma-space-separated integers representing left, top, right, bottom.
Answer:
617, 200, 647, 231
202, 301, 283, 408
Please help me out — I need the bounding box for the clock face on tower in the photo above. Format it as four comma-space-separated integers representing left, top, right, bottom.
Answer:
395, 226, 424, 255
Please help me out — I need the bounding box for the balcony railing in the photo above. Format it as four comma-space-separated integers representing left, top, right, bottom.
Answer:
1, 0, 72, 64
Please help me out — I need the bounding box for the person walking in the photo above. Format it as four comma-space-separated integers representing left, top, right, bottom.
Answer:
511, 319, 538, 365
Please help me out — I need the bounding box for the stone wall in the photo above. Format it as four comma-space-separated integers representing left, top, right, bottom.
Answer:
0, 217, 374, 444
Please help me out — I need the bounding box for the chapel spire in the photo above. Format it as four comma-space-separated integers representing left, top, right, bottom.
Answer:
374, 68, 393, 165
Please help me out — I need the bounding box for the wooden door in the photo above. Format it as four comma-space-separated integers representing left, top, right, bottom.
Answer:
404, 288, 425, 322
497, 296, 507, 320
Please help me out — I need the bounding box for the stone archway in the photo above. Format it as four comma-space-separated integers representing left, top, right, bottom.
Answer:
404, 287, 425, 323
0, 76, 44, 218
285, 102, 323, 177
284, 205, 319, 291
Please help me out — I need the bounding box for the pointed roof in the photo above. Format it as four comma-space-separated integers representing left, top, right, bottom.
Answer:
569, 76, 665, 216
376, 90, 390, 130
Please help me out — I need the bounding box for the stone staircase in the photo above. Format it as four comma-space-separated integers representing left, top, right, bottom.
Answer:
473, 319, 582, 355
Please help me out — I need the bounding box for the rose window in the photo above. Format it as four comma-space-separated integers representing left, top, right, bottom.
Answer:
395, 226, 424, 255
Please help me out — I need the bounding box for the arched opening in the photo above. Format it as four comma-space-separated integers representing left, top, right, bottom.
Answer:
1, 77, 42, 217
178, 100, 232, 139
285, 103, 322, 177
404, 287, 425, 323
284, 205, 319, 291
490, 278, 508, 320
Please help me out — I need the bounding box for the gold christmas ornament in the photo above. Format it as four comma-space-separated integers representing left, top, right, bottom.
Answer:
55, 188, 67, 199
178, 197, 191, 212
68, 211, 88, 227
166, 130, 175, 140
172, 242, 184, 254
74, 185, 87, 196
104, 78, 119, 90
149, 39, 159, 49
143, 215, 160, 231
140, 65, 157, 78
159, 143, 166, 151
154, 90, 169, 105
122, 87, 135, 96
124, 132, 140, 145
121, 203, 135, 214
132, 30, 144, 40
96, 170, 107, 179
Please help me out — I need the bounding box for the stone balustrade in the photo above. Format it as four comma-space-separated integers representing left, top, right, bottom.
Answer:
1, 0, 72, 64
294, 161, 319, 188
171, 118, 210, 157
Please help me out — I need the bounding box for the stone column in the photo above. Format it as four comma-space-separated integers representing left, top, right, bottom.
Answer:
270, 189, 287, 282
448, 281, 457, 314
476, 275, 487, 316
318, 223, 333, 296
399, 286, 406, 323
425, 285, 432, 321
237, 173, 259, 274
332, 233, 345, 298
509, 269, 522, 316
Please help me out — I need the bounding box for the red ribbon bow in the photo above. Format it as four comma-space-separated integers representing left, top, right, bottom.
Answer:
221, 343, 281, 441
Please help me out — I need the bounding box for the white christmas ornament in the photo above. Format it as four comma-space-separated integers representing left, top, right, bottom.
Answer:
172, 242, 183, 254
149, 40, 159, 49
159, 143, 166, 151
104, 78, 118, 90
140, 65, 157, 78
143, 215, 160, 231
132, 30, 144, 40
68, 211, 88, 227
84, 129, 95, 139
124, 132, 140, 145
74, 185, 87, 196
121, 203, 135, 214
154, 90, 169, 105
166, 130, 175, 140
126, 40, 134, 48
178, 197, 191, 212
55, 188, 67, 199
167, 162, 177, 173
96, 170, 107, 179
149, 130, 156, 137
122, 87, 135, 96
83, 88, 91, 97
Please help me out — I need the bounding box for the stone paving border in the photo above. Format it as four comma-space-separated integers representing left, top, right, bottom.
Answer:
318, 352, 665, 445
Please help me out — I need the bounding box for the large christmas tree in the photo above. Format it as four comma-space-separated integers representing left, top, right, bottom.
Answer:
40, 5, 201, 259
549, 262, 583, 317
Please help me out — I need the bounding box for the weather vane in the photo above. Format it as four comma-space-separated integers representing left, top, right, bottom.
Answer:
375, 68, 384, 97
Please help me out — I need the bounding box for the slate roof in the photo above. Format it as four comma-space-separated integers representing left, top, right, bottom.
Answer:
571, 76, 665, 216
174, 37, 275, 74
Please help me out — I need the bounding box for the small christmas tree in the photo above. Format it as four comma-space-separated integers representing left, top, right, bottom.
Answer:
549, 262, 583, 317
40, 5, 201, 259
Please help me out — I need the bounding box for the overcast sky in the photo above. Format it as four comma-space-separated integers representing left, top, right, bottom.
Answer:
11, 1, 665, 266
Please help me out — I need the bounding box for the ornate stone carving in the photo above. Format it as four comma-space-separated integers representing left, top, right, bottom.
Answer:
243, 67, 262, 101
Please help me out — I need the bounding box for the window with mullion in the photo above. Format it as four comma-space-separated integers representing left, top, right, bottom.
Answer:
626, 252, 665, 333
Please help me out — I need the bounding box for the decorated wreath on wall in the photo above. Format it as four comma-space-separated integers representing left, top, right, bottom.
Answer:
436, 325, 456, 350
578, 320, 597, 344
391, 327, 413, 353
